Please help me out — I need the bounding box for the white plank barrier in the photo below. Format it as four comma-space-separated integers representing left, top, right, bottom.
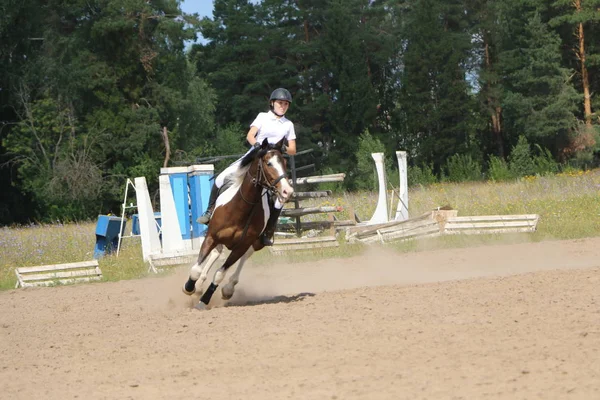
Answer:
348, 210, 540, 245
269, 236, 339, 254
15, 260, 102, 288
444, 214, 539, 235
147, 249, 200, 273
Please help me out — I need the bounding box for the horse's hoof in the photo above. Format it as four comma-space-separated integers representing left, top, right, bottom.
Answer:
221, 284, 235, 300
182, 284, 195, 296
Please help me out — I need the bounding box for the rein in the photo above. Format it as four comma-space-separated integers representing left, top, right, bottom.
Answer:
248, 149, 285, 194
230, 148, 286, 249
245, 150, 287, 201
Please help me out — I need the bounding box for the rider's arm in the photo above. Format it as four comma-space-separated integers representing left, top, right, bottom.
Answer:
246, 126, 259, 146
285, 139, 297, 155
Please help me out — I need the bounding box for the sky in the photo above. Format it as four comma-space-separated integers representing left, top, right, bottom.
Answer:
180, 1, 214, 19
179, 1, 260, 45
180, 0, 261, 18
180, 1, 214, 45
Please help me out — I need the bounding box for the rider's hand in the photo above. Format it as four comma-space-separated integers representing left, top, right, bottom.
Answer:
252, 142, 261, 150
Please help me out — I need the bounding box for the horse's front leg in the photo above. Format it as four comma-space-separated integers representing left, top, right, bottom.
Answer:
199, 245, 251, 306
196, 245, 223, 294
183, 237, 218, 295
221, 247, 255, 300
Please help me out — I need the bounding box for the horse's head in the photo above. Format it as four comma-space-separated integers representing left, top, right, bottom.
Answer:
256, 138, 294, 203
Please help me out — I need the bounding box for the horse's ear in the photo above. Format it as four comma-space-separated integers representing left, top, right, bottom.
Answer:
261, 138, 269, 149
274, 138, 285, 150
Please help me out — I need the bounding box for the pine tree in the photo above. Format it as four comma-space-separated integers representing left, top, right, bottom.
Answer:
394, 0, 478, 171
499, 6, 579, 156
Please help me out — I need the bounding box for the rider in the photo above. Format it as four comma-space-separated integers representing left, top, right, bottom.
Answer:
198, 88, 297, 246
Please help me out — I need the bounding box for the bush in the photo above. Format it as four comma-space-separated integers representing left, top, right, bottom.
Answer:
532, 144, 559, 176
444, 154, 482, 182
353, 130, 385, 191
407, 164, 437, 187
487, 155, 513, 182
509, 136, 536, 177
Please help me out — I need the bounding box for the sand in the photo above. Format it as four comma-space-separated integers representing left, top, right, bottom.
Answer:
1, 237, 599, 399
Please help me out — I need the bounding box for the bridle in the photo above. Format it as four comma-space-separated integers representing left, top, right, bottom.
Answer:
251, 149, 287, 194
241, 149, 287, 205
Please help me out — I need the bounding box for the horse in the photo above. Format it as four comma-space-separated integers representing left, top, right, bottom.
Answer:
182, 138, 294, 307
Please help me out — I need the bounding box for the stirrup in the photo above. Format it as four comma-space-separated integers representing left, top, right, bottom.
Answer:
197, 209, 212, 225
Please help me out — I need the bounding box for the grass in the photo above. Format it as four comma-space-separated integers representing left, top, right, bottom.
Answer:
2, 169, 600, 290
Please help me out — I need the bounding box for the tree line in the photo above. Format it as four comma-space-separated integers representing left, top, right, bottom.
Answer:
1, 0, 599, 225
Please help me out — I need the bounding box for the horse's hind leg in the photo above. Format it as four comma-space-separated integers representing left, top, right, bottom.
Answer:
221, 247, 255, 300
183, 237, 218, 295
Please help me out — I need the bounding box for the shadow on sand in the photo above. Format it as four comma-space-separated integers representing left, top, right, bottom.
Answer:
226, 292, 316, 308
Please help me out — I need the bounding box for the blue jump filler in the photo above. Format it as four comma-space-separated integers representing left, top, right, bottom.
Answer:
93, 215, 127, 259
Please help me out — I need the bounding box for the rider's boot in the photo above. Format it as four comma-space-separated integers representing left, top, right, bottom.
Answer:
260, 207, 282, 246
197, 184, 219, 225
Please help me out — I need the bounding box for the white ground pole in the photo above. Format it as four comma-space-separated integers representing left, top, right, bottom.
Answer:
159, 174, 186, 253
395, 151, 409, 221
368, 152, 389, 225
134, 177, 162, 261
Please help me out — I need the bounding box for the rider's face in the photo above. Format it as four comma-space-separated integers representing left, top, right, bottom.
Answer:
273, 100, 290, 115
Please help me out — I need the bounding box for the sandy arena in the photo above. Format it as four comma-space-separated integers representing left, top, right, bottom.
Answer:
1, 237, 599, 399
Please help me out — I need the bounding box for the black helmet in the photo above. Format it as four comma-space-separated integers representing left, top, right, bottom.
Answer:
270, 88, 292, 103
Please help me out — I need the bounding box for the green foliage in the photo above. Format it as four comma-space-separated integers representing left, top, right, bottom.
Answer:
444, 154, 483, 182
3, 95, 105, 221
508, 136, 536, 177
407, 164, 438, 187
532, 144, 559, 175
212, 123, 249, 173
2, 0, 600, 225
176, 74, 217, 151
394, 0, 478, 169
499, 9, 579, 153
487, 156, 514, 182
353, 130, 385, 191
0, 0, 205, 223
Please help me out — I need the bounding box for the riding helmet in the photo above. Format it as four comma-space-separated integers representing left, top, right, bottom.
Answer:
270, 88, 292, 103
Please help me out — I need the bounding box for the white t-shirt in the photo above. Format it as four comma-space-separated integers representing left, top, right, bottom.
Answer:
250, 111, 296, 145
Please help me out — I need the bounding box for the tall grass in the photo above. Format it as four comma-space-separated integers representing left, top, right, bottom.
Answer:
314, 170, 600, 240
0, 222, 147, 290
2, 170, 600, 290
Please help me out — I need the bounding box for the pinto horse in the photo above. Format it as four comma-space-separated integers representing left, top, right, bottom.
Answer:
182, 138, 294, 306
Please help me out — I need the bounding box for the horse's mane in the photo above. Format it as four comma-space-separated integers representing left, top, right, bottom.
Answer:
229, 144, 278, 186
